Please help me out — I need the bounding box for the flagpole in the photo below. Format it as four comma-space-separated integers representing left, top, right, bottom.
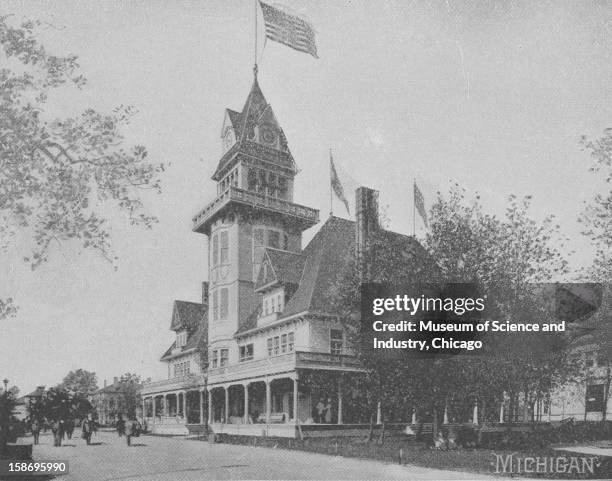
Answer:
254, 0, 258, 76
413, 178, 416, 237
329, 148, 333, 217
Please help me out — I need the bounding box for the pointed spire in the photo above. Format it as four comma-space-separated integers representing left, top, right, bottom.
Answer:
253, 63, 258, 80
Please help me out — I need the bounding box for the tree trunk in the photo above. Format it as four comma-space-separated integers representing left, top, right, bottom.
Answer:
432, 407, 438, 444
602, 366, 611, 422
367, 412, 374, 443
378, 421, 386, 445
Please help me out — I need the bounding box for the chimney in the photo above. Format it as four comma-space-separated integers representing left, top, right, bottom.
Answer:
113, 376, 118, 385
104, 379, 107, 388
201, 281, 209, 306
355, 186, 379, 280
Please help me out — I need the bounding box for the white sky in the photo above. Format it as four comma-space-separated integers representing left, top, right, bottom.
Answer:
0, 0, 610, 395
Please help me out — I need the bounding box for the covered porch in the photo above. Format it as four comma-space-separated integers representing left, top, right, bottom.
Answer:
141, 375, 207, 435
207, 369, 366, 438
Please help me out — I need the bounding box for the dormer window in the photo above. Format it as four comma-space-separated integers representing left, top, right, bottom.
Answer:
262, 288, 284, 316
176, 330, 187, 348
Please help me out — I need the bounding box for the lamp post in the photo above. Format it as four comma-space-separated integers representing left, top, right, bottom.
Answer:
2, 379, 8, 392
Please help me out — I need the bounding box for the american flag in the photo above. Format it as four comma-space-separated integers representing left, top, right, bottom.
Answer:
330, 152, 351, 215
259, 2, 318, 58
414, 182, 428, 228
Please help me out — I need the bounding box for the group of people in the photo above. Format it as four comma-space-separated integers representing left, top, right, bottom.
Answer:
29, 418, 77, 447
29, 416, 98, 447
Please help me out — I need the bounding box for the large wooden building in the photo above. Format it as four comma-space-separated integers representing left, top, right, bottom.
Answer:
141, 74, 430, 437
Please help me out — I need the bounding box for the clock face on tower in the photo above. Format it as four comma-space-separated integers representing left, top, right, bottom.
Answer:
223, 128, 235, 151
260, 126, 277, 145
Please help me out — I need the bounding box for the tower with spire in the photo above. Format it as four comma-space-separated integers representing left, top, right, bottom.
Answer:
192, 76, 319, 375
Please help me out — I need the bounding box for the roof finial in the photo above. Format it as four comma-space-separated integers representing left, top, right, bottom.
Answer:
253, 63, 258, 79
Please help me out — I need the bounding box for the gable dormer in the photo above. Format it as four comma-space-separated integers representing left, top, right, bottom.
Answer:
221, 109, 242, 153
254, 251, 278, 292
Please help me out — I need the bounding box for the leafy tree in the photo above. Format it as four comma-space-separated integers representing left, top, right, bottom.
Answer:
579, 129, 612, 281
27, 386, 93, 424
58, 369, 98, 397
0, 388, 18, 452
332, 184, 579, 442
0, 15, 164, 317
118, 373, 142, 419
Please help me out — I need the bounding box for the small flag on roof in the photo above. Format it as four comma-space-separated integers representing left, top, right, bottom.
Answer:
414, 182, 428, 228
259, 1, 318, 58
330, 151, 353, 216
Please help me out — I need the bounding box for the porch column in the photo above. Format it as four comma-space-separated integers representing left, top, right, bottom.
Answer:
443, 399, 449, 424
142, 398, 146, 421
293, 378, 299, 423
207, 390, 213, 424
152, 396, 156, 424
244, 383, 250, 424
199, 390, 204, 424
472, 399, 479, 425
376, 401, 382, 425
163, 394, 168, 416
265, 380, 271, 423
336, 377, 342, 425
182, 391, 187, 420
224, 387, 229, 423
412, 408, 416, 425
499, 401, 504, 423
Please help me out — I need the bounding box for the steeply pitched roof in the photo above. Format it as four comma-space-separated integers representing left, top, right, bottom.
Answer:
254, 248, 306, 291
237, 216, 432, 335
212, 78, 296, 181
224, 109, 244, 138
162, 300, 208, 361
170, 300, 206, 332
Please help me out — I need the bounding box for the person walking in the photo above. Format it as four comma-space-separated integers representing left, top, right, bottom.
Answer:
125, 417, 141, 446
65, 418, 74, 440
81, 416, 93, 445
51, 420, 62, 447
30, 419, 40, 445
116, 414, 125, 437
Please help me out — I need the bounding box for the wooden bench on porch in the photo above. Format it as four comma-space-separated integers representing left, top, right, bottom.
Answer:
257, 412, 288, 423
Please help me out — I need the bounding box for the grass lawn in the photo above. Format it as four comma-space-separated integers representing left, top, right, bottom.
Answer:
206, 434, 612, 479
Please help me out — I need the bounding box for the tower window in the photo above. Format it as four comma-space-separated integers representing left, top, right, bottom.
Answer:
248, 168, 257, 191
279, 176, 288, 199
220, 231, 229, 264
268, 230, 280, 249
212, 234, 219, 267
331, 329, 343, 355
212, 290, 219, 321
219, 288, 228, 320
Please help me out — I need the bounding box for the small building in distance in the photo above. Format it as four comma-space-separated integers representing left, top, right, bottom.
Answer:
90, 377, 143, 426
14, 386, 46, 421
